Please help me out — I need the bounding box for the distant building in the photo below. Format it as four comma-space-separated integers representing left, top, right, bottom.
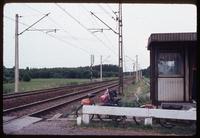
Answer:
147, 32, 197, 105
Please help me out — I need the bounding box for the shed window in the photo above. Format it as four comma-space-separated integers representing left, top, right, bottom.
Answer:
158, 52, 183, 77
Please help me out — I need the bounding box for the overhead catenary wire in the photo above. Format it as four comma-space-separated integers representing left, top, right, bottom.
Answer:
22, 4, 76, 40
55, 3, 117, 56
4, 15, 91, 55
97, 4, 116, 21
22, 3, 87, 43
81, 4, 117, 48
24, 3, 131, 69
18, 12, 50, 35
5, 4, 120, 65
106, 4, 118, 16
23, 4, 118, 60
21, 4, 100, 55
89, 10, 118, 56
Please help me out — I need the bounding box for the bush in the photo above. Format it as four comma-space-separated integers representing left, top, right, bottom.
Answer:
23, 72, 31, 82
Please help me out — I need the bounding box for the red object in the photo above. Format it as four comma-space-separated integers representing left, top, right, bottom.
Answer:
81, 98, 94, 105
100, 95, 109, 103
140, 104, 156, 109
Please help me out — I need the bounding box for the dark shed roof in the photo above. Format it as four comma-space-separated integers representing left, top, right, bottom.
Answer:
147, 32, 197, 50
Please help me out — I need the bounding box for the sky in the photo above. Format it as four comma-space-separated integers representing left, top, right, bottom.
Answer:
3, 3, 196, 71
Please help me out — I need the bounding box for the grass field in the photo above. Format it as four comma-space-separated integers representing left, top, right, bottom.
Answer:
121, 79, 150, 107
3, 77, 117, 94
3, 78, 92, 94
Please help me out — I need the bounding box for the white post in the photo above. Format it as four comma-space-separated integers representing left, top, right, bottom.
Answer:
82, 114, 90, 124
100, 55, 102, 81
136, 55, 138, 82
77, 116, 82, 126
15, 14, 19, 92
144, 117, 152, 126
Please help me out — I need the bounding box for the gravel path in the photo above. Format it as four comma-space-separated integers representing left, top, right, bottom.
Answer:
11, 119, 175, 136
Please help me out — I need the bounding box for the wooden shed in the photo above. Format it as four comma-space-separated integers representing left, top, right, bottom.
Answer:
147, 32, 197, 105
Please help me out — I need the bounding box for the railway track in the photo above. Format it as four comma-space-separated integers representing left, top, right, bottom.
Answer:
3, 79, 117, 109
30, 79, 132, 118
3, 79, 117, 99
3, 80, 119, 123
3, 78, 134, 124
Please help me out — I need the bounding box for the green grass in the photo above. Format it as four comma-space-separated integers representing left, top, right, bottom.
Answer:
78, 120, 195, 136
120, 79, 150, 107
3, 78, 91, 94
3, 77, 117, 94
80, 120, 153, 130
143, 76, 150, 83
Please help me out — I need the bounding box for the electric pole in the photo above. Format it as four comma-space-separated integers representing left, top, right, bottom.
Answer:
14, 13, 57, 92
133, 62, 135, 78
90, 3, 123, 95
100, 55, 102, 81
136, 55, 138, 82
90, 54, 94, 82
15, 14, 19, 92
118, 3, 123, 95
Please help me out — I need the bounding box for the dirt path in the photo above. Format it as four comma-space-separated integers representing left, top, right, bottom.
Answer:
11, 119, 178, 136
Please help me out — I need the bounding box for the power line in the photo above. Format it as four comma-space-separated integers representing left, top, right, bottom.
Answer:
21, 4, 96, 54
125, 55, 135, 62
81, 5, 115, 45
97, 4, 115, 21
88, 10, 118, 56
55, 3, 88, 31
4, 15, 28, 26
90, 11, 118, 34
22, 4, 74, 38
46, 33, 91, 54
55, 3, 117, 56
23, 3, 44, 14
88, 11, 118, 55
106, 4, 117, 16
4, 15, 91, 55
21, 3, 118, 61
18, 12, 50, 35
23, 4, 77, 39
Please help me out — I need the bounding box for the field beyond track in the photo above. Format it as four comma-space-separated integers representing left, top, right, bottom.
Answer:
3, 78, 93, 94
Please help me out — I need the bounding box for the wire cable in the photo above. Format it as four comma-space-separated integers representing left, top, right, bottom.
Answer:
80, 4, 118, 56
97, 4, 115, 20
21, 4, 96, 54
55, 3, 117, 56
4, 15, 91, 55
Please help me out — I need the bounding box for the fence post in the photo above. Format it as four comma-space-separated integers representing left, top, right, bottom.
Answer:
144, 117, 152, 126
82, 114, 90, 124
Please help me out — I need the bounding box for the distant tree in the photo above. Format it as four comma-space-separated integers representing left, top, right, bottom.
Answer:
141, 66, 150, 78
23, 72, 31, 82
22, 67, 31, 82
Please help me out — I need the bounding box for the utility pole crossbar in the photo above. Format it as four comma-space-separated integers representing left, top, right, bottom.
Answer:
18, 13, 50, 36
90, 11, 118, 34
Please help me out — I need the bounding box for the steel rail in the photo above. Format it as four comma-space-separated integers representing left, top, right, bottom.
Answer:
29, 84, 118, 117
3, 79, 117, 99
3, 83, 118, 124
3, 80, 117, 110
3, 82, 118, 114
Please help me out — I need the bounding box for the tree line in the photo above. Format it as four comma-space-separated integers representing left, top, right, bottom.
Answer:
3, 64, 150, 83
3, 64, 119, 83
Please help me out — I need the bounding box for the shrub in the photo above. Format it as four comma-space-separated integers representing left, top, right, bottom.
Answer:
23, 72, 31, 82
